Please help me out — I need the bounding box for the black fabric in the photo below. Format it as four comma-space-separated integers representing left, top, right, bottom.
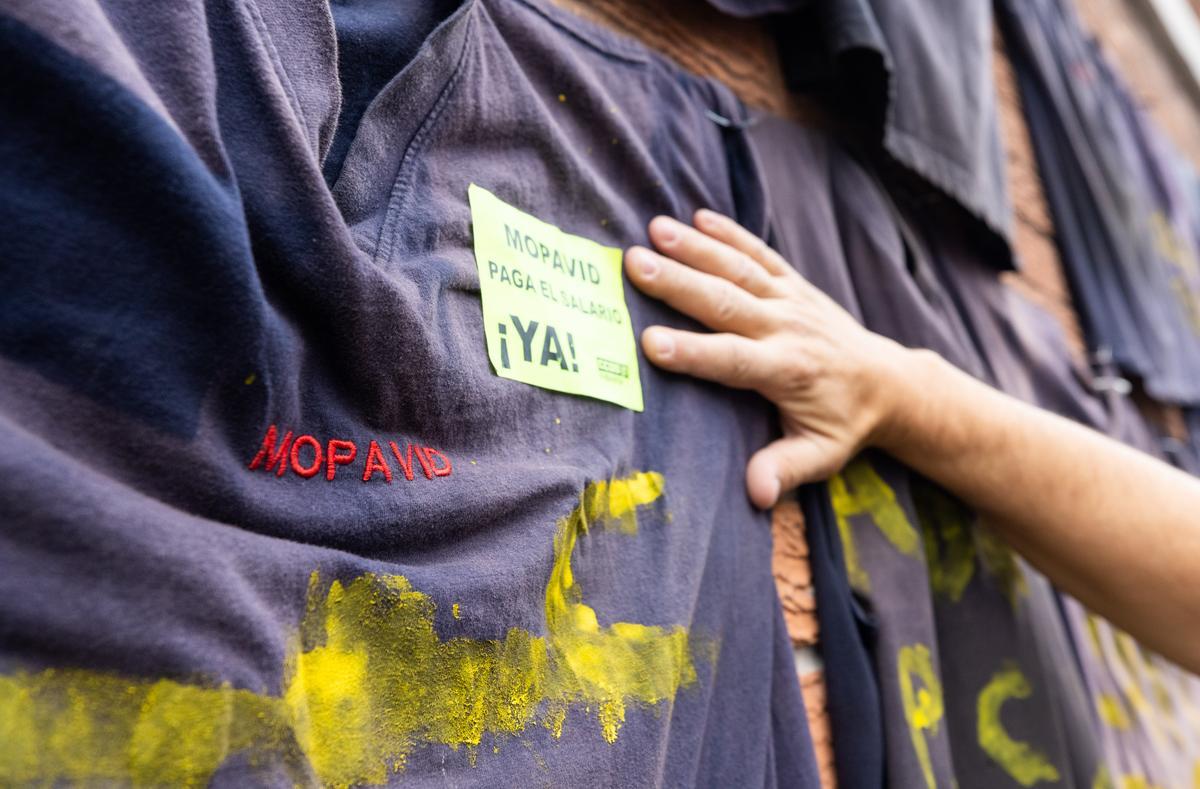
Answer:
700, 0, 1013, 268
0, 14, 260, 438
918, 213, 1109, 429
799, 484, 885, 789
323, 0, 463, 180
767, 0, 1013, 269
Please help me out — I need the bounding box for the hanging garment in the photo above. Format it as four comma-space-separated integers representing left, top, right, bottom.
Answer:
920, 180, 1200, 789
705, 0, 1012, 268
743, 113, 1083, 789
1073, 388, 1200, 789
830, 153, 1084, 789
920, 219, 1115, 787
0, 0, 822, 785
1055, 388, 1200, 789
743, 116, 885, 789
997, 0, 1200, 405
1098, 46, 1200, 398
989, 15, 1200, 769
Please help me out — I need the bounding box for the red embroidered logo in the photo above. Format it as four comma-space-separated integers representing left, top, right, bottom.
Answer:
248, 425, 453, 482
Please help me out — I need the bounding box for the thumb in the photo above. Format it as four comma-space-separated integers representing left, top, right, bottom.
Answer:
746, 436, 845, 509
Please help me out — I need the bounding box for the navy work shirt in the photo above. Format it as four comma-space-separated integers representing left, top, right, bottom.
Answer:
0, 0, 820, 785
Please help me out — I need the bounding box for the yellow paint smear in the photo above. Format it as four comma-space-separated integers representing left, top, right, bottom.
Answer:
913, 480, 975, 602
1105, 627, 1175, 753
830, 457, 920, 594
544, 471, 695, 744
976, 662, 1060, 786
1084, 612, 1105, 657
0, 471, 701, 786
1119, 777, 1164, 789
0, 669, 294, 787
898, 643, 944, 789
1096, 693, 1132, 730
1092, 766, 1167, 789
976, 527, 1027, 607
914, 479, 1025, 606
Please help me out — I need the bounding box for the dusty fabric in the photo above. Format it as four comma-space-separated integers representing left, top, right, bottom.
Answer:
998, 0, 1200, 405
707, 0, 1013, 268
0, 1, 821, 785
743, 113, 1087, 789
743, 116, 885, 789
922, 177, 1200, 789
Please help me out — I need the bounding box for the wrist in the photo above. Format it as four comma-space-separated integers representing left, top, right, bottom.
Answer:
867, 344, 944, 458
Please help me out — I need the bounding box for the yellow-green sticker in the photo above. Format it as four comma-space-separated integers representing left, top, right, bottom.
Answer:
468, 183, 644, 411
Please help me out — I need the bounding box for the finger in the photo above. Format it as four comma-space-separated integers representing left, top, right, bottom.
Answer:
692, 208, 792, 277
641, 326, 771, 389
648, 216, 782, 298
746, 436, 847, 508
626, 246, 774, 335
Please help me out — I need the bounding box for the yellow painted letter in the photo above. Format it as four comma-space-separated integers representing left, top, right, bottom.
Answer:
977, 662, 1061, 786
898, 643, 945, 789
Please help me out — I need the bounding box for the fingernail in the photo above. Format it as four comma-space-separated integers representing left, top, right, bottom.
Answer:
695, 208, 717, 227
650, 330, 674, 358
766, 476, 781, 504
637, 250, 658, 277
652, 217, 678, 244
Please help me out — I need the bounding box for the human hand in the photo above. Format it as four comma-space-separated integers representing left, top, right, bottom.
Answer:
625, 210, 915, 508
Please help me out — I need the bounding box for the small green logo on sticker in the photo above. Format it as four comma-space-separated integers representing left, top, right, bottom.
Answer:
468, 183, 643, 411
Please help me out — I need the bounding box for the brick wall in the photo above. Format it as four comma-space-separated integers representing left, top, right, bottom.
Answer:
993, 28, 1088, 359
556, 1, 1200, 784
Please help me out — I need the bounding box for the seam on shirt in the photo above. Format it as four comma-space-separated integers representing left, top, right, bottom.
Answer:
313, 0, 344, 166
373, 11, 477, 267
242, 0, 312, 151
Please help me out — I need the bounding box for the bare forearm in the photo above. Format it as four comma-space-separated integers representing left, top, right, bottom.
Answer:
882, 350, 1200, 671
